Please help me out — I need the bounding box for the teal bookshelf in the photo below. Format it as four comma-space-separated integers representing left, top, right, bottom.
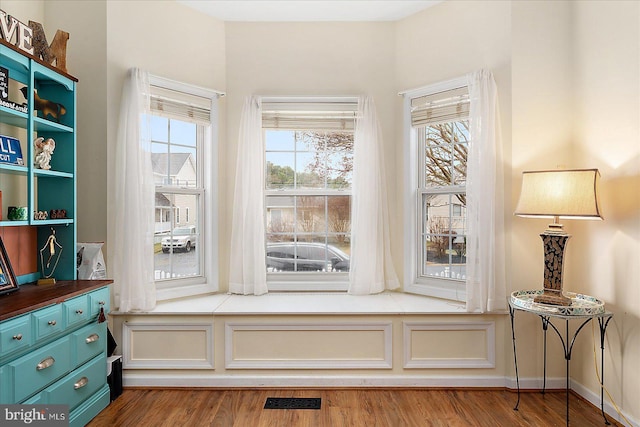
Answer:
0, 39, 77, 282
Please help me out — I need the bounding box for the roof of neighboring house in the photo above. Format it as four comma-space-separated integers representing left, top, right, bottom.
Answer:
151, 152, 192, 176
155, 192, 172, 207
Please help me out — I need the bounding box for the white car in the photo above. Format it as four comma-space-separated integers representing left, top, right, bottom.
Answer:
161, 226, 197, 253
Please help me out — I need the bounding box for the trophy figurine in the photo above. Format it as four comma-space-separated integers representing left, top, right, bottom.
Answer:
38, 227, 63, 286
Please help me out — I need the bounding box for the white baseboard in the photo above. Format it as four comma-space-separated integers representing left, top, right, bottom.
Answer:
571, 379, 639, 427
124, 373, 509, 389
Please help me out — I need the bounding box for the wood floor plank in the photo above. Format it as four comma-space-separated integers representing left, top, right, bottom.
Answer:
88, 388, 622, 427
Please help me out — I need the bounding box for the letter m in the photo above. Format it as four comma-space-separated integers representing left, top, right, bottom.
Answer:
28, 21, 69, 73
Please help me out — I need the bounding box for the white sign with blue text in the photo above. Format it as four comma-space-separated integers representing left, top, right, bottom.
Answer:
0, 135, 23, 165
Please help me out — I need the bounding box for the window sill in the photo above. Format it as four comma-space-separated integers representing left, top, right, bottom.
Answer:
111, 291, 473, 316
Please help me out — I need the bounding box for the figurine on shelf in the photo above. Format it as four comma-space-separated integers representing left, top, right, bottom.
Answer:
34, 136, 55, 170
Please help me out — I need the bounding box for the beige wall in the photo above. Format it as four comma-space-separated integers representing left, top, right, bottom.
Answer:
570, 0, 640, 418
511, 0, 640, 422
224, 21, 397, 288
105, 0, 226, 259
510, 0, 576, 381
0, 0, 43, 23
43, 0, 108, 244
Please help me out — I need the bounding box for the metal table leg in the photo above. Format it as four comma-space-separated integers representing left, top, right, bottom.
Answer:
542, 316, 594, 426
598, 316, 613, 425
509, 305, 521, 411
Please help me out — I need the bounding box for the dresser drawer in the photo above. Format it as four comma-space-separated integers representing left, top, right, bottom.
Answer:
42, 354, 106, 411
72, 322, 107, 366
32, 305, 64, 341
65, 295, 90, 328
6, 336, 71, 402
0, 314, 31, 358
89, 287, 110, 318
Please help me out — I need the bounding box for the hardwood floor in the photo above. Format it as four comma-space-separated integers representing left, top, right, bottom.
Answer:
88, 388, 619, 427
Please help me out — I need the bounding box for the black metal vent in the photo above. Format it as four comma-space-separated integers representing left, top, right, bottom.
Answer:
264, 397, 321, 410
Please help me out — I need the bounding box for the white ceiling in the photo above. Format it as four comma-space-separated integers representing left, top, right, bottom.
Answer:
177, 1, 443, 22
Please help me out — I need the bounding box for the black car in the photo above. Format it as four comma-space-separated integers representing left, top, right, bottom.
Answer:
266, 242, 350, 272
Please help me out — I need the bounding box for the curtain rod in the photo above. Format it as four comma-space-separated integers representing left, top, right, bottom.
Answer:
149, 73, 225, 98
398, 75, 467, 97
261, 95, 359, 104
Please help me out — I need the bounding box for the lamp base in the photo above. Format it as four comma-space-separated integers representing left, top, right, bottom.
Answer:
534, 289, 572, 306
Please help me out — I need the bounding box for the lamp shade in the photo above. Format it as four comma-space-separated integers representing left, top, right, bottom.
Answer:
514, 169, 603, 220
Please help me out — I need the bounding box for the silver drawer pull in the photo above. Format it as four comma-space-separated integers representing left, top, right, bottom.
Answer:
76, 309, 83, 315
13, 334, 23, 341
99, 301, 105, 306
48, 320, 57, 326
85, 333, 100, 344
36, 357, 55, 371
73, 377, 88, 390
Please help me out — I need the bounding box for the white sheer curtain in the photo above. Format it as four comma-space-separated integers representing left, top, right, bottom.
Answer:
110, 68, 156, 312
465, 70, 506, 313
229, 96, 268, 295
348, 96, 399, 295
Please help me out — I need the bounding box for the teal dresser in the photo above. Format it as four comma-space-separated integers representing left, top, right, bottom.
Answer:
0, 281, 113, 426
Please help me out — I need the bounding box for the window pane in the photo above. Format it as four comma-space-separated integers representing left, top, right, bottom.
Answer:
266, 152, 295, 189
170, 119, 197, 147
265, 130, 295, 151
326, 150, 353, 189
296, 196, 325, 233
151, 116, 168, 142
423, 121, 469, 188
296, 151, 323, 189
327, 195, 351, 245
422, 193, 466, 281
154, 193, 200, 280
266, 195, 295, 235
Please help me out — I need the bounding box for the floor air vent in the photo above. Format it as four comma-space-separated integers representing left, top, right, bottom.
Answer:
264, 397, 321, 410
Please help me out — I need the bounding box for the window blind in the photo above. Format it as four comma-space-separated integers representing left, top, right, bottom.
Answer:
262, 101, 357, 131
150, 85, 211, 124
410, 86, 469, 127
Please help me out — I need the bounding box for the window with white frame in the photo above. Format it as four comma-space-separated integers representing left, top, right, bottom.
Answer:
263, 99, 357, 291
403, 79, 469, 301
148, 78, 221, 299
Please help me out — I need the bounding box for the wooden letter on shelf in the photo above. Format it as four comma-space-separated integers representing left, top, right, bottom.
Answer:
28, 21, 69, 74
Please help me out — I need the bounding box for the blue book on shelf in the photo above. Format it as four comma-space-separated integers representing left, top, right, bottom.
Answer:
0, 135, 24, 165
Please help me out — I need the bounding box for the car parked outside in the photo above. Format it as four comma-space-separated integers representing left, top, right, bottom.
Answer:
161, 226, 197, 253
266, 242, 350, 272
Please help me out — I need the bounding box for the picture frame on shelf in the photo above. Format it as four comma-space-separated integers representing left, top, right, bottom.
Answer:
0, 236, 18, 295
0, 66, 8, 102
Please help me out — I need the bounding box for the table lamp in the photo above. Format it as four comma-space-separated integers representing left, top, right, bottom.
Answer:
514, 169, 603, 306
